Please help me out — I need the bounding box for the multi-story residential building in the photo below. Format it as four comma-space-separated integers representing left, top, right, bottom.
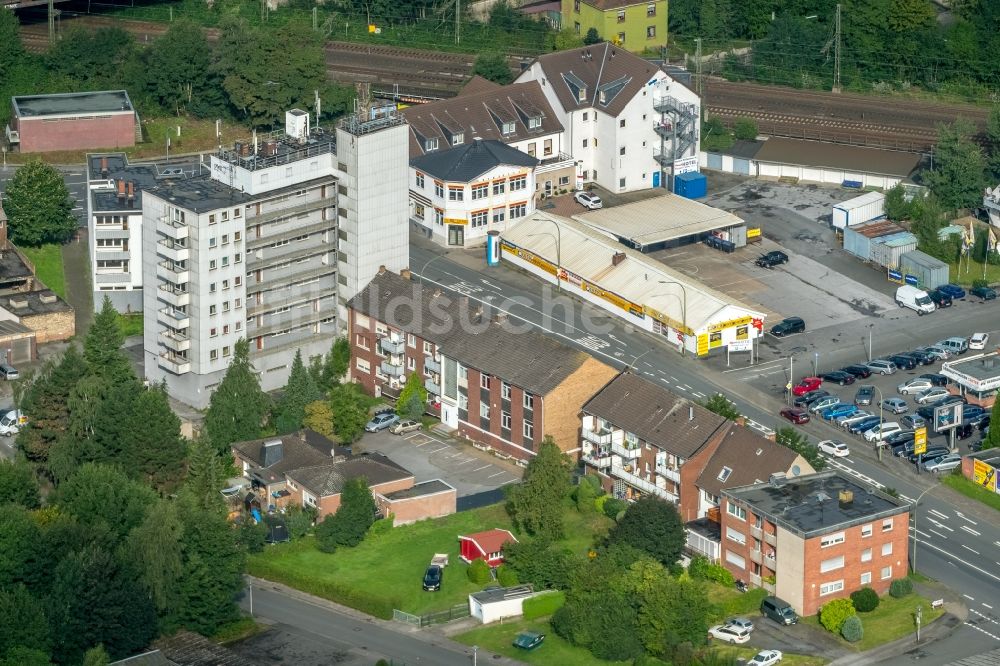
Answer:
720, 470, 910, 616
409, 139, 538, 247
515, 42, 700, 194
562, 0, 668, 52
348, 269, 618, 460
142, 108, 409, 407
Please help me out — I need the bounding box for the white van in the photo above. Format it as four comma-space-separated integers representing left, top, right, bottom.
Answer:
895, 285, 935, 315
0, 410, 25, 436
937, 337, 969, 355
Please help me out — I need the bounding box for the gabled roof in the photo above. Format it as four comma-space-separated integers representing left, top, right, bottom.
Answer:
583, 372, 728, 459
460, 528, 518, 554
231, 431, 338, 484
286, 452, 413, 498
696, 424, 811, 498
401, 81, 563, 156
525, 42, 665, 117
410, 139, 538, 182
460, 75, 504, 96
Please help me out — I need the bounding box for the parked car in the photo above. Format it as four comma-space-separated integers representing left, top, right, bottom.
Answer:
771, 317, 805, 337
422, 564, 443, 591
365, 412, 400, 432
978, 415, 991, 432
855, 385, 875, 406
760, 597, 798, 625
820, 370, 856, 386
918, 346, 951, 361
822, 404, 858, 421
866, 360, 897, 375
0, 364, 18, 381
809, 396, 841, 413
900, 414, 926, 430
848, 416, 882, 434
708, 624, 752, 644
908, 446, 949, 463
837, 410, 872, 427
939, 284, 967, 300
886, 354, 918, 370
749, 650, 784, 666
780, 407, 810, 425
726, 617, 755, 633
901, 350, 936, 366
512, 632, 545, 651
756, 251, 789, 268
969, 332, 990, 350
818, 440, 850, 457
915, 387, 950, 404
918, 373, 949, 387
892, 440, 916, 458
794, 389, 829, 408
864, 422, 902, 442
928, 288, 953, 308
880, 397, 908, 414
956, 423, 976, 440
792, 377, 823, 396
962, 404, 986, 422
885, 430, 916, 446
574, 190, 603, 209
898, 378, 934, 395
924, 454, 962, 473
390, 419, 421, 434
0, 410, 25, 437
842, 364, 873, 379
970, 285, 997, 301
937, 337, 970, 355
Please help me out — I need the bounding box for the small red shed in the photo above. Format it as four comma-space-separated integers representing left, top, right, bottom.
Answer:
458, 529, 518, 567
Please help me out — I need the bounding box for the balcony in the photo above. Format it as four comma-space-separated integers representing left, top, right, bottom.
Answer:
581, 449, 612, 469
749, 550, 762, 564
750, 526, 763, 540
158, 352, 191, 375
611, 440, 642, 459
379, 336, 406, 355
535, 151, 575, 174
157, 239, 190, 262
380, 361, 403, 377
158, 307, 190, 330
764, 531, 777, 547
655, 464, 681, 484
610, 463, 678, 502
424, 355, 441, 373
157, 284, 190, 308
582, 427, 612, 446
425, 378, 441, 395
159, 330, 191, 352
157, 261, 189, 285
157, 215, 189, 240
764, 554, 777, 569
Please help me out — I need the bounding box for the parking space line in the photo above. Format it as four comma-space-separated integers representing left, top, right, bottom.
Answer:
487, 471, 506, 478
454, 458, 477, 465
929, 529, 949, 540
472, 465, 490, 472
448, 452, 466, 458
427, 446, 448, 454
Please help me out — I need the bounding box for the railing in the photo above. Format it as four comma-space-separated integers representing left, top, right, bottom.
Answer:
157, 215, 189, 239
379, 337, 406, 355
750, 526, 763, 540
158, 330, 191, 352
425, 379, 441, 395
158, 352, 191, 375
380, 361, 403, 377
610, 464, 678, 502
655, 464, 681, 483
423, 356, 441, 373
611, 441, 642, 459
764, 531, 777, 547
764, 554, 777, 569
581, 451, 612, 468
393, 603, 470, 628
749, 550, 762, 564
582, 427, 612, 446
156, 238, 190, 262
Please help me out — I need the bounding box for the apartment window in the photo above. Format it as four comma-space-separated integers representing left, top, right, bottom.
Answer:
501, 382, 511, 400
210, 349, 218, 360
209, 260, 217, 270
861, 548, 872, 562
523, 392, 534, 409
881, 566, 892, 580
222, 256, 230, 267
501, 411, 511, 429
355, 333, 368, 350
583, 139, 589, 148
861, 523, 873, 538
210, 327, 218, 337
493, 180, 505, 196
458, 365, 468, 380
209, 282, 217, 293
434, 181, 444, 198
480, 374, 491, 390
471, 211, 488, 228
416, 172, 425, 188
529, 116, 542, 130
222, 279, 230, 290
647, 2, 656, 17
526, 142, 536, 157
820, 556, 845, 573
209, 305, 217, 315
502, 121, 516, 135
435, 209, 444, 226
223, 346, 231, 357
617, 32, 625, 44
452, 132, 464, 146
619, 146, 627, 157
209, 237, 217, 248
355, 357, 371, 374
408, 333, 416, 347
726, 502, 746, 521
480, 402, 490, 419
493, 209, 505, 225
574, 21, 580, 34
646, 25, 656, 39
725, 526, 746, 545
236, 321, 242, 331
820, 580, 844, 596
725, 551, 746, 569
223, 325, 230, 335
619, 118, 626, 128
448, 187, 464, 202
234, 231, 242, 242
523, 420, 533, 439
209, 214, 216, 225
510, 175, 527, 191
407, 356, 416, 371
223, 301, 230, 312
222, 234, 229, 245
821, 532, 845, 548
235, 276, 242, 288
619, 177, 626, 188
574, 0, 580, 11
882, 518, 893, 532
509, 203, 527, 219
423, 341, 433, 354
543, 138, 552, 156
860, 572, 872, 585
617, 9, 625, 22
472, 184, 489, 200
234, 208, 241, 218
881, 542, 893, 556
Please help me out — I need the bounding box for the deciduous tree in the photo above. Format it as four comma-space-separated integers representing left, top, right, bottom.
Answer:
126, 499, 184, 621
505, 436, 571, 539
303, 400, 335, 437
329, 383, 371, 443
0, 459, 40, 508
396, 372, 427, 420
205, 339, 270, 454
143, 19, 223, 117
3, 160, 76, 247
606, 496, 685, 567
923, 119, 988, 210
775, 426, 826, 471
702, 393, 741, 420
0, 585, 50, 659
472, 52, 513, 85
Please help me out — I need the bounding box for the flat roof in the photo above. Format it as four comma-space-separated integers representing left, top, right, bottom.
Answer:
13, 90, 133, 118
941, 352, 1000, 392
754, 137, 921, 178
144, 175, 253, 214
2, 290, 74, 316
723, 470, 910, 538
383, 479, 455, 500
967, 449, 1000, 467
502, 211, 765, 333
470, 585, 536, 604
87, 153, 174, 212
574, 193, 745, 249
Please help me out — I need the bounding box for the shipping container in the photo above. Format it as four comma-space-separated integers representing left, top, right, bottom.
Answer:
674, 172, 707, 199
900, 250, 949, 289
832, 191, 886, 229
843, 226, 874, 260
870, 232, 918, 269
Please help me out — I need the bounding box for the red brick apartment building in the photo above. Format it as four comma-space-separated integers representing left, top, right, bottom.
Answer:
348, 269, 617, 461
7, 91, 137, 153
720, 470, 910, 616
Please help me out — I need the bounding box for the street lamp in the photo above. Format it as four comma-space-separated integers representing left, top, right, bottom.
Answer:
916, 605, 923, 643
530, 217, 562, 292
656, 280, 688, 356
870, 385, 885, 461
910, 485, 935, 573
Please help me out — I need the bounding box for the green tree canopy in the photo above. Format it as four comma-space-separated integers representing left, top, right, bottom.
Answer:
315, 477, 376, 551
17, 347, 88, 469
126, 499, 184, 619
923, 119, 988, 210
472, 52, 513, 85
329, 383, 372, 443
54, 463, 157, 540
303, 400, 335, 437
396, 372, 428, 420
275, 349, 322, 434
505, 436, 572, 539
702, 393, 741, 420
142, 19, 224, 117
122, 384, 187, 491
606, 496, 685, 567
3, 160, 77, 247
204, 338, 270, 454
0, 459, 40, 508
84, 297, 132, 382
0, 503, 43, 589
775, 426, 826, 471
984, 395, 1000, 450
0, 585, 50, 659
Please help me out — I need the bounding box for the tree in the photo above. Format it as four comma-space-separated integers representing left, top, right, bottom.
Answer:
321, 337, 351, 390
0, 503, 44, 590
626, 560, 713, 657
122, 385, 187, 491
503, 538, 578, 590
583, 27, 602, 45
775, 426, 826, 471
986, 105, 1000, 181
396, 372, 427, 420
54, 463, 156, 540
84, 297, 132, 382
0, 459, 40, 508
88, 377, 142, 465
182, 439, 227, 513
552, 27, 584, 51
45, 26, 137, 91
329, 383, 371, 443
467, 558, 491, 584
884, 183, 914, 221
983, 394, 1000, 449
505, 436, 572, 539
923, 119, 988, 210
733, 118, 759, 140
204, 339, 270, 454
0, 647, 51, 666
0, 585, 50, 659
142, 19, 223, 117
275, 350, 322, 434
702, 393, 741, 420
82, 646, 110, 666
575, 477, 597, 513
126, 499, 184, 619
472, 52, 513, 85
819, 597, 856, 633
315, 477, 376, 552
606, 496, 685, 567
3, 160, 76, 247
303, 400, 335, 437
236, 518, 268, 554
17, 347, 88, 468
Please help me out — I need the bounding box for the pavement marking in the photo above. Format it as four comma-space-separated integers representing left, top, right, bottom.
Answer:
721, 358, 786, 374
427, 446, 449, 454
678, 384, 692, 391
962, 544, 980, 555
676, 386, 689, 393
960, 525, 981, 537
487, 471, 506, 478
900, 494, 915, 503
983, 603, 993, 609
929, 528, 949, 540
471, 465, 490, 472
929, 508, 950, 520
955, 512, 977, 526
928, 519, 953, 532
995, 541, 1000, 548
970, 608, 1000, 627
454, 458, 477, 465
963, 622, 1000, 642
448, 452, 466, 458
692, 391, 706, 398
918, 539, 1000, 583
964, 594, 976, 601
577, 335, 610, 351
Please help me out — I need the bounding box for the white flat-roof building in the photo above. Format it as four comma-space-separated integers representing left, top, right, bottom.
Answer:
941, 351, 1000, 407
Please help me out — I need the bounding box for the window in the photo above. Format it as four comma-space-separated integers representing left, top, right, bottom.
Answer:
209, 305, 217, 315
617, 9, 625, 22
510, 203, 527, 219
725, 551, 746, 569
408, 333, 416, 347
510, 175, 527, 191
523, 421, 533, 439
881, 566, 893, 580
222, 279, 229, 290
471, 210, 488, 228
355, 333, 369, 350
821, 532, 845, 548
619, 177, 626, 188
471, 184, 489, 200
725, 526, 745, 545
861, 548, 872, 562
423, 341, 433, 354
407, 356, 416, 371
526, 142, 536, 157
493, 209, 505, 225
559, 176, 569, 186
355, 357, 370, 374
415, 172, 426, 189
574, 21, 580, 34
223, 346, 231, 357
647, 2, 656, 17
619, 118, 626, 128
458, 365, 468, 380
210, 349, 218, 360
501, 412, 511, 429
236, 321, 242, 331
717, 466, 732, 482
435, 209, 444, 226
820, 556, 845, 573
234, 208, 241, 218
726, 502, 746, 521
583, 138, 589, 148
222, 234, 229, 245
210, 327, 218, 337
543, 138, 552, 156
209, 237, 217, 248
480, 374, 491, 389
425, 138, 439, 151
820, 580, 844, 596
493, 180, 505, 196
223, 301, 230, 312
861, 523, 873, 538
860, 572, 872, 585
234, 231, 242, 242
223, 325, 230, 334
209, 214, 216, 225
617, 32, 626, 44
434, 181, 444, 198
529, 116, 542, 130
501, 382, 511, 400
458, 394, 468, 410
881, 542, 893, 556
502, 121, 516, 135
646, 25, 656, 39
523, 393, 534, 409
414, 203, 425, 220
452, 132, 464, 146
882, 518, 893, 532
574, 0, 580, 11
235, 276, 242, 287
209, 259, 217, 270
209, 282, 217, 293
619, 146, 626, 156
480, 402, 490, 419
448, 187, 464, 202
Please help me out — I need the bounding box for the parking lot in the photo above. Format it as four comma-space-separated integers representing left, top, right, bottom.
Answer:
356, 429, 523, 499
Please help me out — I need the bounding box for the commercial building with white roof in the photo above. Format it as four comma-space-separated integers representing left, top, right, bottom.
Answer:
500, 211, 766, 356
940, 351, 1000, 408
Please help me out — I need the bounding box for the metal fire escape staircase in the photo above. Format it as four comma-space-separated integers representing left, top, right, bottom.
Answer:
652, 95, 698, 167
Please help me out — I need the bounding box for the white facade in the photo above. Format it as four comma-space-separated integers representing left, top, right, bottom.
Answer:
700, 151, 907, 190
90, 195, 144, 310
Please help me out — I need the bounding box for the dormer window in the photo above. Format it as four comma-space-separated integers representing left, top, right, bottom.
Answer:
425, 137, 439, 151
502, 121, 516, 135
451, 132, 464, 146
528, 115, 542, 130
599, 91, 607, 105
578, 89, 587, 102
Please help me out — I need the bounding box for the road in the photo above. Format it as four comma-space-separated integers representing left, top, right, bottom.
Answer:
408, 235, 1000, 662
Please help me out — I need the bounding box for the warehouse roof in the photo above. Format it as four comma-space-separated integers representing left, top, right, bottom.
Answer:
574, 193, 744, 249
13, 90, 133, 118
754, 138, 921, 178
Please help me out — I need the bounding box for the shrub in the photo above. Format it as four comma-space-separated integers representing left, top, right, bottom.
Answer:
367, 514, 394, 539
819, 598, 856, 633
575, 477, 597, 513
733, 118, 759, 140
284, 504, 316, 540
889, 578, 913, 598
841, 615, 864, 643
687, 555, 734, 586
603, 497, 628, 520
236, 518, 267, 553
314, 514, 339, 553
851, 587, 880, 612
467, 558, 491, 584
496, 564, 519, 587
522, 590, 565, 619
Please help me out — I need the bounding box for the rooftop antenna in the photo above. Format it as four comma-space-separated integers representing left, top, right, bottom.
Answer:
315, 89, 321, 126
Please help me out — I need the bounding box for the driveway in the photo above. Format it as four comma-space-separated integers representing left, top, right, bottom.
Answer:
741, 616, 851, 662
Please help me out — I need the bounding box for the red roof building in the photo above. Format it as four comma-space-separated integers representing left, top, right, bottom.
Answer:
459, 529, 519, 567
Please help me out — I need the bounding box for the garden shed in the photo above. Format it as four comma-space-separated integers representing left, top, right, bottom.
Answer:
468, 585, 537, 624
459, 529, 518, 566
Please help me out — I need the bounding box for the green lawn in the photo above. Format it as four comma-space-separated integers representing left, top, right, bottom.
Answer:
945, 261, 1000, 287
802, 593, 944, 651
718, 647, 827, 666
117, 313, 143, 338
455, 617, 631, 666
941, 471, 1000, 512
19, 244, 66, 299
706, 583, 769, 622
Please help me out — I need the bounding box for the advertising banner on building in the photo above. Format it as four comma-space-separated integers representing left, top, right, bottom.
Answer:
972, 459, 997, 493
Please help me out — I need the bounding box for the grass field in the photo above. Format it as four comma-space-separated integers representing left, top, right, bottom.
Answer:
19, 244, 66, 299
802, 593, 944, 651
117, 313, 143, 338
455, 617, 631, 666
941, 472, 1000, 512
946, 261, 1000, 287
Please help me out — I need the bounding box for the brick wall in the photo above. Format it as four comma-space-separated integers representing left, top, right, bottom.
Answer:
677, 426, 728, 522
304, 475, 415, 520
544, 357, 617, 455
379, 487, 457, 526
23, 310, 75, 343
18, 114, 135, 153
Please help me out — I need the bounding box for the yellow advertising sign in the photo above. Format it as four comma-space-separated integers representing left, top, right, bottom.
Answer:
581, 281, 644, 318
499, 241, 556, 275
747, 227, 762, 238
707, 315, 753, 334
642, 305, 691, 335
697, 334, 709, 356
913, 427, 927, 456
444, 218, 468, 226
973, 459, 997, 492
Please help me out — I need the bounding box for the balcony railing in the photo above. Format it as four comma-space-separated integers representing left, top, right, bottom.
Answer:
764, 531, 777, 547
157, 284, 190, 308
764, 554, 777, 569
158, 307, 190, 330
582, 427, 612, 446
425, 379, 441, 395
582, 450, 612, 468
655, 464, 681, 483
749, 550, 762, 564
156, 261, 189, 285
157, 215, 189, 240
610, 464, 678, 502
158, 352, 191, 375
380, 361, 403, 377
379, 336, 406, 355
611, 440, 641, 459
750, 526, 763, 540
159, 330, 191, 352
156, 239, 190, 262
424, 356, 441, 373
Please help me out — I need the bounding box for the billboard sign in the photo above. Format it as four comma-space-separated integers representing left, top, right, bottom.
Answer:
887, 268, 903, 284
904, 274, 919, 286
972, 459, 997, 493
913, 427, 927, 456
933, 402, 963, 433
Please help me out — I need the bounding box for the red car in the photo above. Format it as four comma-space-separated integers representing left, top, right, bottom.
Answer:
780, 407, 810, 424
792, 377, 823, 396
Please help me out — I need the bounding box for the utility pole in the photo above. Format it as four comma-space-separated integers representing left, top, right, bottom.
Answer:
694, 38, 704, 104
48, 0, 55, 44
832, 4, 842, 93
455, 0, 461, 45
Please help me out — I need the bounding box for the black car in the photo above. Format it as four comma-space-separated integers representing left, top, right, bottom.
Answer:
842, 364, 872, 379
903, 351, 935, 366
970, 285, 998, 301
885, 430, 916, 446
422, 565, 443, 591
909, 446, 949, 463
956, 423, 976, 440
820, 370, 856, 386
928, 289, 953, 308
887, 354, 918, 370
793, 389, 829, 408
848, 416, 882, 434
756, 250, 789, 268
979, 415, 991, 432
918, 373, 948, 387
770, 317, 805, 337
892, 440, 916, 457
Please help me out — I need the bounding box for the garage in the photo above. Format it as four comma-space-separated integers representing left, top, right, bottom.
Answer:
753, 138, 921, 190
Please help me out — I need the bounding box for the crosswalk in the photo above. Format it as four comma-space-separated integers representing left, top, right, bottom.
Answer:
577, 335, 611, 351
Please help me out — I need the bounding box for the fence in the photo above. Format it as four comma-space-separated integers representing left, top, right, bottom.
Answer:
456, 487, 505, 512
393, 604, 470, 628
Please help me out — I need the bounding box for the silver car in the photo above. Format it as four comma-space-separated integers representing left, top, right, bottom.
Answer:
866, 360, 897, 375
923, 454, 961, 473
880, 397, 908, 414
898, 378, 933, 395
916, 387, 950, 404
809, 396, 841, 413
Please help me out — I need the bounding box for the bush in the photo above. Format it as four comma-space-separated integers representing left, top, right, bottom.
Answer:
496, 564, 519, 587
841, 615, 864, 643
687, 555, 734, 586
314, 514, 339, 553
819, 598, 856, 633
522, 590, 565, 619
575, 477, 597, 513
367, 514, 394, 539
889, 578, 913, 598
733, 118, 759, 140
236, 518, 267, 553
602, 497, 628, 520
467, 558, 491, 584
284, 504, 316, 540
851, 587, 880, 612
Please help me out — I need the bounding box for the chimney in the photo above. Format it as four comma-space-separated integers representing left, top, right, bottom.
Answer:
611, 252, 626, 267
100, 157, 109, 177
838, 490, 854, 508
689, 406, 694, 421
127, 181, 135, 206
400, 268, 412, 280
377, 265, 386, 275
116, 179, 126, 204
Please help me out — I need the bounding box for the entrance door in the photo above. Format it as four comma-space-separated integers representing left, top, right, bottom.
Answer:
448, 225, 464, 246
544, 180, 552, 196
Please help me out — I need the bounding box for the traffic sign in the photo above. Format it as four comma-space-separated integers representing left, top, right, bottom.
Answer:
914, 427, 927, 456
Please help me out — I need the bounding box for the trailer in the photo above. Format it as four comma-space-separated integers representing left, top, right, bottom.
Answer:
832, 191, 886, 229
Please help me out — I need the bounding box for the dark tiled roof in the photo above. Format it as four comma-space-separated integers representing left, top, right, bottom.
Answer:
410, 139, 538, 182
383, 478, 455, 500
582, 372, 728, 458
231, 432, 333, 484
460, 75, 503, 96
527, 42, 663, 117
153, 630, 258, 666
696, 424, 804, 498
401, 81, 563, 156
349, 271, 600, 395
287, 453, 413, 498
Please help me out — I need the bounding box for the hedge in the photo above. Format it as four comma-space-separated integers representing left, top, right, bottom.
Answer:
522, 590, 566, 620
890, 578, 913, 598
